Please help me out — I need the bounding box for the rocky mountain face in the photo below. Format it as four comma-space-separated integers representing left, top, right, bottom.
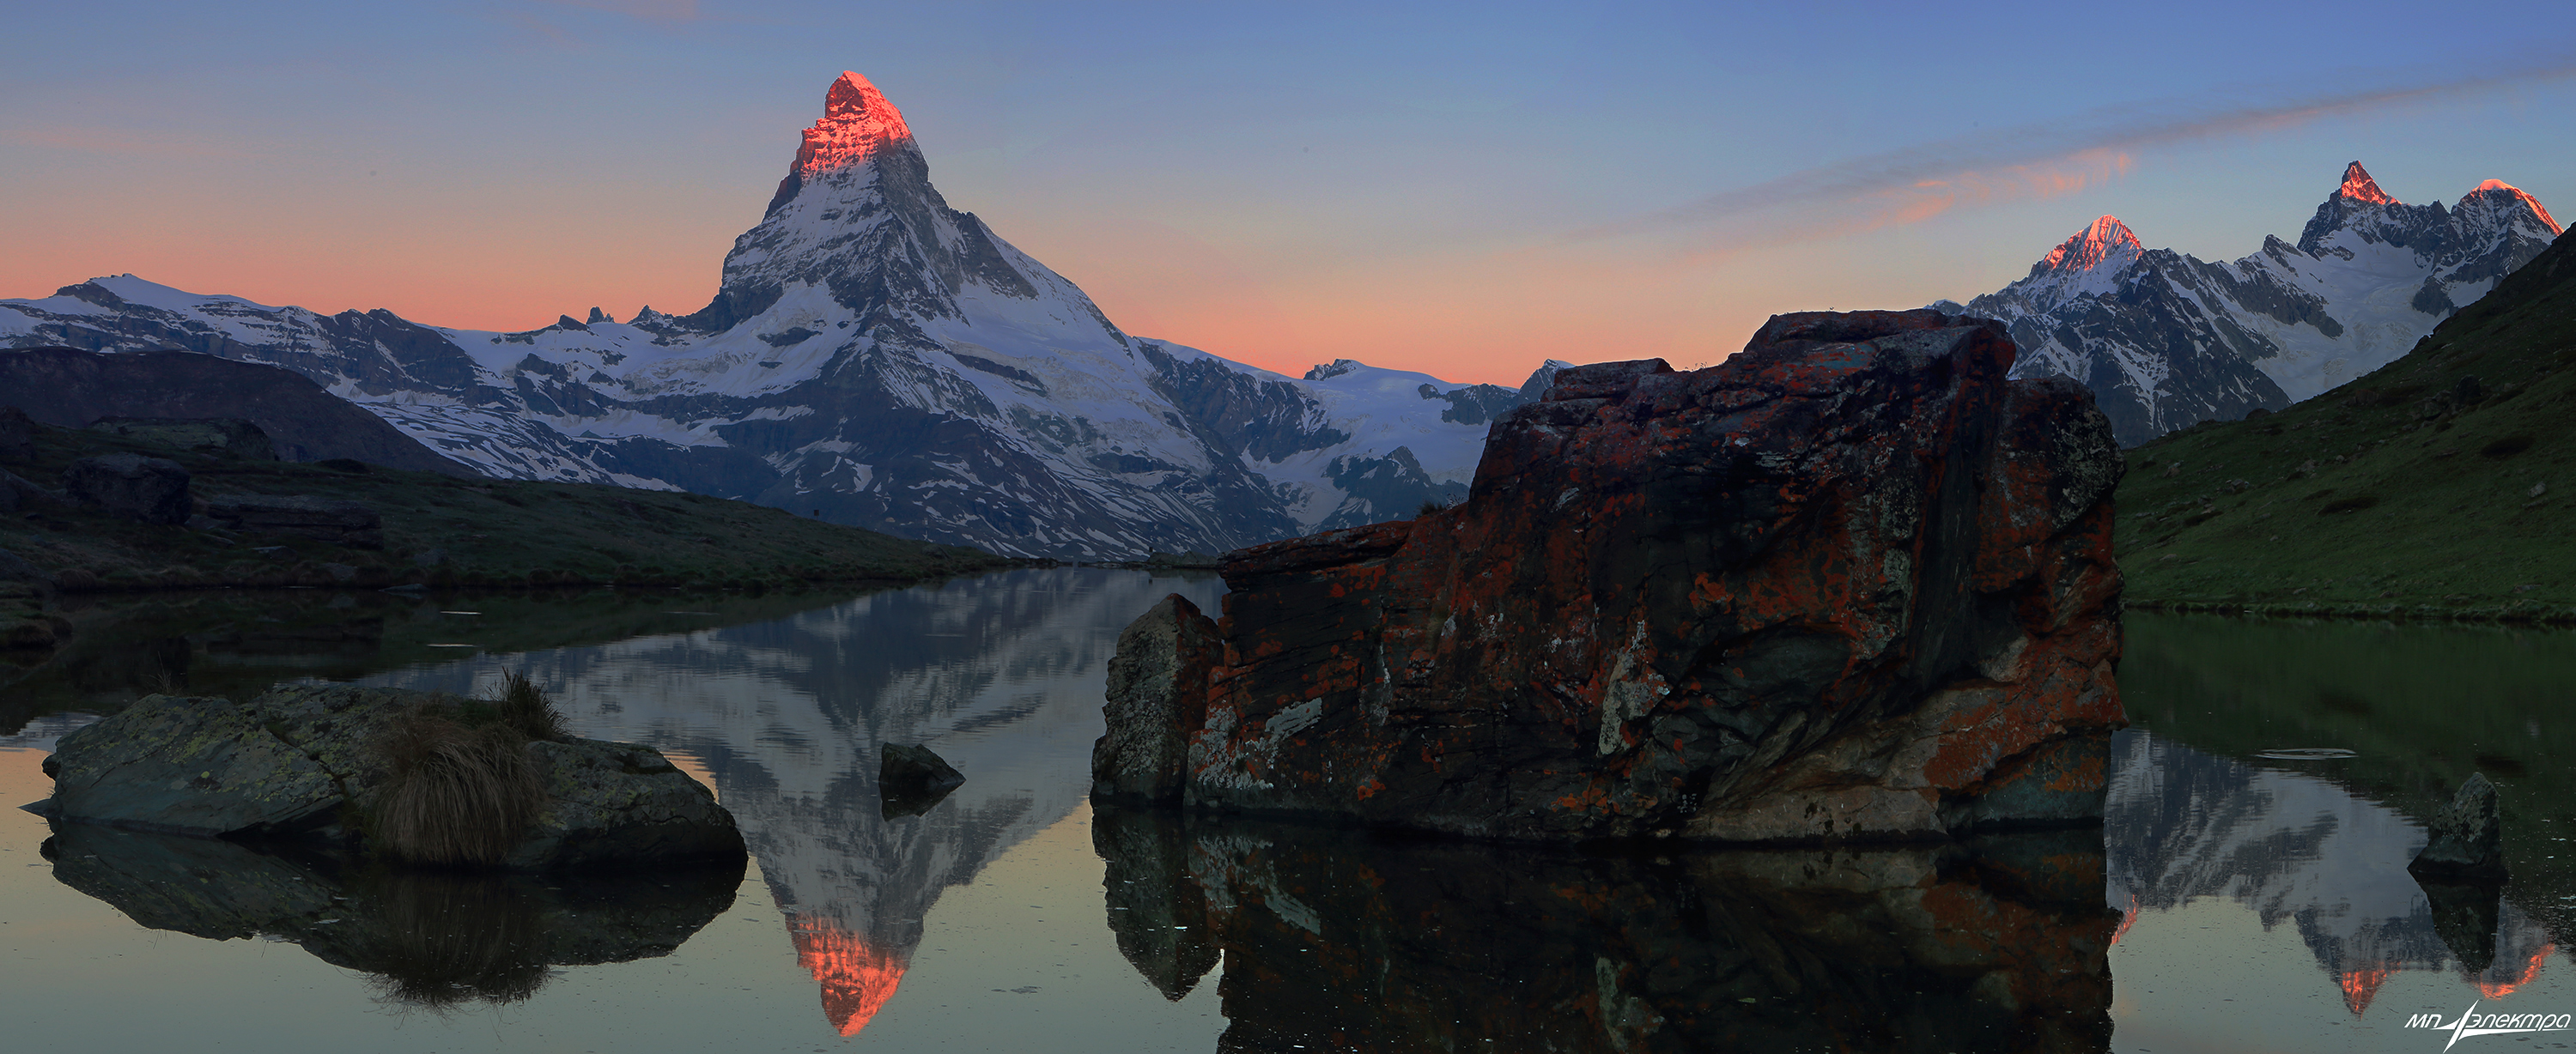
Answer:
0, 73, 1532, 558
1098, 311, 2128, 842
1941, 163, 2561, 446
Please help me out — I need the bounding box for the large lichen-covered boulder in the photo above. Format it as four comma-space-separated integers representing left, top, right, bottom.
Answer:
1093, 594, 1222, 801
45, 686, 744, 871
62, 452, 191, 525
1097, 309, 2127, 842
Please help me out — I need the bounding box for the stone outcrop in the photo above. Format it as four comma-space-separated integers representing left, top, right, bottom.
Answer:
877, 742, 964, 818
88, 416, 277, 460
1097, 309, 2126, 842
201, 493, 384, 548
43, 686, 744, 871
2410, 772, 2506, 879
62, 452, 191, 524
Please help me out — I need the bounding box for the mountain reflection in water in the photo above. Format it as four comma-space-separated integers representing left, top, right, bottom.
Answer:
20, 583, 2576, 1051
2106, 729, 2558, 1016
365, 566, 1231, 1036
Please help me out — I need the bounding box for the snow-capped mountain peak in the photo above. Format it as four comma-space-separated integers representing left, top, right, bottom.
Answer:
2457, 179, 2563, 238
1957, 161, 2561, 446
2335, 161, 2399, 205
799, 70, 915, 178
0, 70, 1542, 558
2039, 215, 2143, 273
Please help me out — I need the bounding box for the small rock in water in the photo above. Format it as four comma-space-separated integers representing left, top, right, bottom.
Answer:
880, 742, 964, 819
2409, 772, 2506, 880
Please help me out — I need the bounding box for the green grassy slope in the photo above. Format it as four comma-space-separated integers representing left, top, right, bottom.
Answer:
0, 422, 1011, 597
2113, 230, 2576, 620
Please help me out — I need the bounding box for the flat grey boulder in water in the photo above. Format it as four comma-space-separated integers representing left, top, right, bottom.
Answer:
44, 686, 744, 872
2409, 772, 2506, 880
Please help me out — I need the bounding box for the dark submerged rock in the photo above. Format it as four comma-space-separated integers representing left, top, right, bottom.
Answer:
62, 452, 191, 525
1097, 309, 2128, 842
878, 742, 964, 818
2410, 771, 2506, 880
45, 686, 744, 872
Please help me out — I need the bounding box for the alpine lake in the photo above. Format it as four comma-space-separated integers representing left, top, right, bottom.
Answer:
2, 568, 2571, 1053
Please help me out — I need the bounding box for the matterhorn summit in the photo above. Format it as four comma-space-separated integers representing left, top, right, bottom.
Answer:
0, 71, 1542, 557
1943, 161, 2562, 445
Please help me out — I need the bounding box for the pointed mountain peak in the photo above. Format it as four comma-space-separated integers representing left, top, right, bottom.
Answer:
2464, 179, 2564, 234
2040, 215, 2142, 271
2336, 161, 2398, 206
793, 70, 915, 179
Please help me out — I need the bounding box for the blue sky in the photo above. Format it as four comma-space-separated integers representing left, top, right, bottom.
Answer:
5, 1, 2570, 383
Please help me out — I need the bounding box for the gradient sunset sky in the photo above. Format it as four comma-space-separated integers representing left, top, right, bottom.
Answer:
7, 1, 2573, 386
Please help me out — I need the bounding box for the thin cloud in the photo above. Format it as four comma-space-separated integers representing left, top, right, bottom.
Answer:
1578, 61, 2576, 251
545, 0, 699, 21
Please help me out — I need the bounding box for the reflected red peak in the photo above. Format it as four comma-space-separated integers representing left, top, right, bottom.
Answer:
789, 914, 910, 1035
2476, 942, 2556, 999
2337, 962, 2392, 1015
2337, 161, 2399, 206
2039, 215, 2141, 271
793, 70, 915, 179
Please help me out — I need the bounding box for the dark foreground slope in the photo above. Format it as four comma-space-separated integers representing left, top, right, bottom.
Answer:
0, 419, 1008, 600
0, 346, 478, 476
2116, 229, 2576, 618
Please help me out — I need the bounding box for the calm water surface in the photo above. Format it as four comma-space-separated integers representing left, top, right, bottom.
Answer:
2, 572, 2571, 1052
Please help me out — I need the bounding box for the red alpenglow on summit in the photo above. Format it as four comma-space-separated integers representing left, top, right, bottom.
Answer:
2039, 215, 2143, 271
794, 71, 916, 178
2336, 161, 2401, 205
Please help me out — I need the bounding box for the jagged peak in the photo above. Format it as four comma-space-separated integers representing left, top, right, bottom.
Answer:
793, 70, 915, 179
2336, 161, 2398, 206
2039, 215, 2142, 271
2462, 179, 2564, 235
1304, 359, 1365, 381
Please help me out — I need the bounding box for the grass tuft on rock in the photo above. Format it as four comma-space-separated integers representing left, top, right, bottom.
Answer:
371, 700, 547, 867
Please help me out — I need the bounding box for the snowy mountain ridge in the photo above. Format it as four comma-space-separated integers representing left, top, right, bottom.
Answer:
1941, 162, 2561, 445
0, 72, 1534, 558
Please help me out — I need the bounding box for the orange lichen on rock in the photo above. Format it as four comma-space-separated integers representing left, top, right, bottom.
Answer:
1097, 309, 2127, 842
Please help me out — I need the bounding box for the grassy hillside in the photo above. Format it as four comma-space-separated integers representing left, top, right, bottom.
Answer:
0, 421, 1012, 641
2114, 230, 2576, 621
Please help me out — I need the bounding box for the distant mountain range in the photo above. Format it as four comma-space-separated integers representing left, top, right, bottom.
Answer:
0, 72, 1551, 559
1939, 162, 2561, 445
